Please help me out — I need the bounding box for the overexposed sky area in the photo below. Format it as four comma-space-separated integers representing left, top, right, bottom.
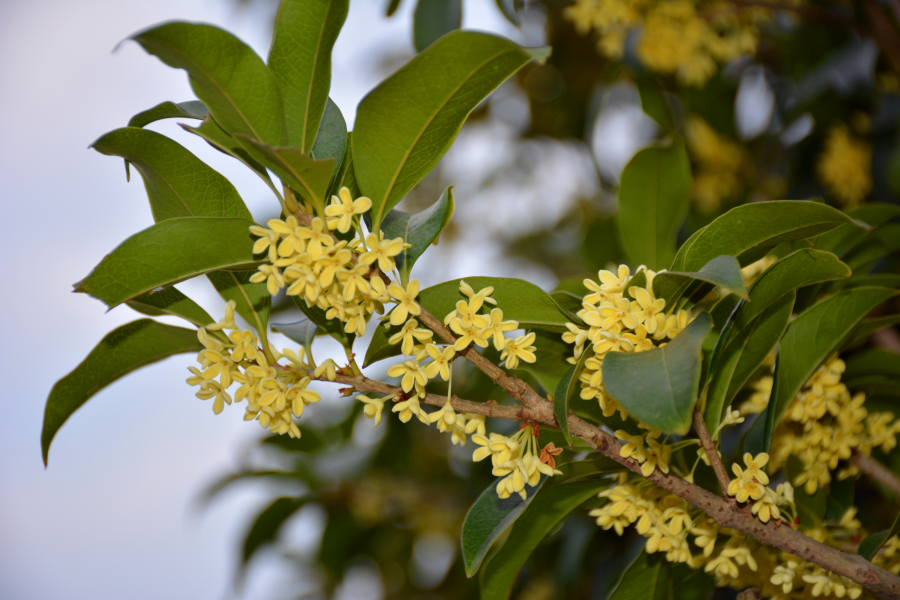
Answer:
0, 1, 539, 599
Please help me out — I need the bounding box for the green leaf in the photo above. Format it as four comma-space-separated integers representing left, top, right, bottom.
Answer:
554, 348, 592, 448
234, 135, 334, 216
91, 127, 251, 222
380, 186, 455, 283
703, 292, 793, 432
269, 0, 348, 152
262, 427, 324, 453
333, 131, 361, 199
844, 348, 900, 379
132, 22, 286, 145
41, 320, 202, 465
353, 30, 543, 231
808, 203, 898, 257
788, 456, 826, 529
199, 470, 303, 506
652, 255, 747, 307
617, 137, 690, 271
843, 273, 900, 289
859, 511, 900, 561
125, 287, 215, 329
271, 318, 318, 350
291, 295, 353, 350
180, 117, 280, 197
127, 100, 208, 128
743, 346, 781, 457
386, 0, 403, 16
602, 312, 713, 435
766, 287, 898, 431
207, 270, 271, 336
495, 0, 522, 25
242, 496, 307, 566
825, 477, 855, 521
311, 97, 348, 193
841, 223, 900, 272
517, 331, 575, 395
671, 201, 854, 273
609, 550, 671, 600
75, 217, 260, 308
478, 458, 622, 597
841, 314, 900, 351
413, 0, 462, 52
364, 277, 572, 366
636, 76, 674, 129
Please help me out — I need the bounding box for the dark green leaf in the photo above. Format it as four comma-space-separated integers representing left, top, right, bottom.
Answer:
609, 550, 671, 600
495, 0, 522, 25
380, 186, 454, 283
550, 291, 583, 321
841, 224, 900, 272
859, 511, 900, 561
207, 270, 271, 336
843, 274, 900, 289
234, 135, 334, 216
554, 348, 592, 447
75, 217, 260, 308
671, 201, 854, 273
841, 314, 900, 351
271, 318, 318, 350
603, 312, 713, 434
386, 0, 403, 16
413, 0, 462, 52
242, 496, 307, 565
125, 287, 215, 329
518, 330, 575, 395
364, 277, 571, 366
269, 0, 348, 152
825, 477, 855, 521
844, 348, 900, 379
808, 203, 898, 257
311, 97, 348, 193
91, 127, 250, 222
41, 320, 202, 464
617, 137, 690, 271
127, 100, 208, 128
636, 76, 674, 129
652, 255, 747, 307
292, 295, 353, 350
353, 31, 543, 230
743, 346, 780, 457
132, 22, 286, 145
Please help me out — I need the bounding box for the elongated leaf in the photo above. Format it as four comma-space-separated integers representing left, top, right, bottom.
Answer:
767, 287, 898, 429
207, 270, 271, 335
495, 0, 522, 25
386, 0, 403, 16
199, 470, 303, 506
292, 296, 353, 350
703, 292, 794, 431
271, 318, 318, 350
617, 137, 691, 271
380, 186, 454, 283
808, 203, 899, 257
554, 348, 592, 447
743, 346, 781, 457
75, 217, 260, 308
127, 100, 208, 128
311, 97, 348, 193
133, 22, 286, 145
609, 550, 671, 600
841, 224, 900, 272
242, 496, 307, 566
126, 287, 215, 329
334, 130, 361, 199
91, 127, 250, 222
353, 30, 544, 230
652, 255, 746, 307
235, 135, 334, 215
844, 273, 900, 289
670, 201, 854, 273
859, 511, 900, 560
41, 320, 202, 464
413, 0, 462, 52
269, 0, 348, 152
603, 312, 713, 434
364, 277, 572, 366
478, 459, 621, 599
842, 314, 900, 351
844, 348, 900, 380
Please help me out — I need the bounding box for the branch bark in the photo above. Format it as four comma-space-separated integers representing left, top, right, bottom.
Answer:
692, 411, 733, 501
852, 451, 900, 499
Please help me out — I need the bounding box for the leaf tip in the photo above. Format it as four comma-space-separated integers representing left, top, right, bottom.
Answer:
528, 46, 552, 64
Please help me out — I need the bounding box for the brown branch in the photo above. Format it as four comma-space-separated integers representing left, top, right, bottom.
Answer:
852, 451, 900, 499
692, 411, 733, 501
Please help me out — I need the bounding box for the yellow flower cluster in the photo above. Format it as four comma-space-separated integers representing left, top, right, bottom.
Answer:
685, 116, 750, 213
248, 187, 410, 338
563, 265, 692, 421
725, 452, 795, 524
769, 355, 900, 494
590, 474, 866, 598
816, 124, 872, 208
564, 0, 767, 86
356, 392, 487, 447
472, 425, 563, 500
185, 301, 324, 438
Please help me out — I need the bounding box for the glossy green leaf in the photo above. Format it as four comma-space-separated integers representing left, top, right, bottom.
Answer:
234, 135, 334, 216
353, 30, 543, 230
364, 277, 572, 366
333, 130, 361, 198
292, 296, 353, 350
91, 127, 250, 222
841, 223, 900, 272
478, 459, 621, 599
207, 270, 271, 336
132, 22, 286, 145
380, 186, 454, 283
767, 287, 897, 430
609, 550, 671, 600
75, 217, 260, 308
700, 295, 741, 389
413, 0, 461, 52
844, 348, 900, 380
554, 348, 592, 448
271, 318, 318, 350
386, 0, 403, 16
859, 511, 900, 560
269, 0, 348, 152
311, 98, 348, 191
652, 255, 747, 307
603, 312, 713, 435
824, 477, 855, 521
617, 137, 690, 271
743, 347, 781, 457
808, 203, 898, 257
636, 76, 674, 130
41, 320, 202, 464
127, 100, 208, 128
704, 292, 793, 432
671, 201, 854, 273
242, 496, 307, 565
125, 287, 215, 329
550, 291, 583, 321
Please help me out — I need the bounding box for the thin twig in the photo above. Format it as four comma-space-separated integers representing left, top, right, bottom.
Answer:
692, 411, 733, 501
852, 451, 900, 499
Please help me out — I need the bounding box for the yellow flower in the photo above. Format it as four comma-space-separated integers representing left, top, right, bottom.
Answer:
616, 430, 647, 463
501, 332, 537, 369
296, 217, 333, 259
598, 296, 639, 330
315, 247, 352, 287
464, 413, 486, 435
483, 308, 518, 350
727, 465, 766, 502
428, 400, 457, 432
389, 318, 433, 356
449, 317, 489, 351
424, 344, 455, 381
392, 394, 428, 424
266, 215, 306, 257
336, 264, 371, 301
324, 187, 372, 233
228, 329, 258, 362
460, 279, 497, 305
771, 562, 797, 594
740, 452, 770, 485
249, 264, 285, 296
455, 297, 490, 330
629, 288, 665, 332
357, 394, 386, 426
359, 232, 407, 272
388, 280, 422, 326
751, 490, 780, 523
817, 124, 872, 207
597, 265, 631, 293
386, 359, 428, 393
249, 224, 279, 262
313, 358, 337, 381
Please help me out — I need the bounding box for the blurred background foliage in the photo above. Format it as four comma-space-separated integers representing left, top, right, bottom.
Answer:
210, 0, 900, 598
